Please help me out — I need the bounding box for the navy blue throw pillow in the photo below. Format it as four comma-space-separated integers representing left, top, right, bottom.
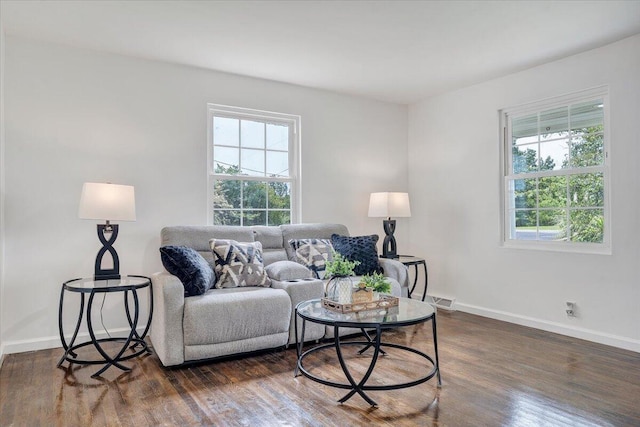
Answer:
330, 234, 382, 276
160, 245, 215, 297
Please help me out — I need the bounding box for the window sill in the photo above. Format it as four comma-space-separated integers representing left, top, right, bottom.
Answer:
501, 240, 612, 255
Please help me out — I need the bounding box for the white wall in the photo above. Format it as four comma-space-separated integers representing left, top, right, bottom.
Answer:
2, 37, 408, 354
0, 16, 6, 364
408, 34, 640, 351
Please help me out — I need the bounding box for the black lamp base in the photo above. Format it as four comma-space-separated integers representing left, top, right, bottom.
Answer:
381, 219, 399, 259
94, 223, 121, 280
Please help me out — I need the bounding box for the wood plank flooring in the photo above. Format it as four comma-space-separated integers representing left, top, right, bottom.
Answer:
1, 311, 639, 426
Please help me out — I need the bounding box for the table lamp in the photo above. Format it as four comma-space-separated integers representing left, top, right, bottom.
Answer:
79, 182, 136, 280
368, 192, 411, 258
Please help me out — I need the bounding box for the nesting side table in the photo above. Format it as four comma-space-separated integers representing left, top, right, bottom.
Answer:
396, 255, 428, 301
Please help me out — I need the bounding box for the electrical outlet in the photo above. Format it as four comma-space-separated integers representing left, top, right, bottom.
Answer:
566, 301, 576, 317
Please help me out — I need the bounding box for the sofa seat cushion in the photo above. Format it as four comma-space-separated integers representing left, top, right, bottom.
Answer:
183, 287, 291, 346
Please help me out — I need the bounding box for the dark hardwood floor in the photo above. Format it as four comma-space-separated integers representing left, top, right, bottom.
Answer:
1, 310, 639, 426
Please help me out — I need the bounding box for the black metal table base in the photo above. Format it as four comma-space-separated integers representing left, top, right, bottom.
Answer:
295, 314, 441, 407
405, 258, 428, 301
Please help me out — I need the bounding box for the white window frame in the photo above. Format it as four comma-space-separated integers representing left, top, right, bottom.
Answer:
207, 103, 301, 225
499, 86, 611, 254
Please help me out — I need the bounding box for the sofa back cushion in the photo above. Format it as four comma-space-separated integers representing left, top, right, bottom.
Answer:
251, 226, 288, 265
281, 223, 349, 260
161, 226, 255, 268
161, 223, 350, 269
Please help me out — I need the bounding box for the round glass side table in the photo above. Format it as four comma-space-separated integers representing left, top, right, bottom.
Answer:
57, 275, 153, 378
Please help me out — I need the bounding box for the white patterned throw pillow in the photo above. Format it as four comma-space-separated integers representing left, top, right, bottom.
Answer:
289, 238, 334, 279
210, 239, 271, 288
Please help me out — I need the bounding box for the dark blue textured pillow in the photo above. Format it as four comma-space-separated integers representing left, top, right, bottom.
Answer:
330, 234, 382, 276
160, 245, 215, 297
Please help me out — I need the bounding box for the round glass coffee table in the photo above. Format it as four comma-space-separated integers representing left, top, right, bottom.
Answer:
295, 297, 441, 407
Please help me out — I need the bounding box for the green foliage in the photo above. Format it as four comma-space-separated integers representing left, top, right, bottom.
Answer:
359, 272, 391, 294
325, 251, 359, 278
213, 163, 291, 226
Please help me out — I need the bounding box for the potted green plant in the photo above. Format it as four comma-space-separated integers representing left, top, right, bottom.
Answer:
359, 272, 391, 299
325, 251, 359, 278
324, 251, 360, 303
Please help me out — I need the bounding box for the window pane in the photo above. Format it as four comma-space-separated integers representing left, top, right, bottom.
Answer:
570, 133, 604, 167
512, 145, 539, 174
268, 211, 290, 226
266, 151, 289, 177
241, 148, 265, 176
267, 123, 289, 151
214, 210, 241, 226
569, 173, 603, 207
540, 106, 568, 140
513, 178, 536, 209
513, 210, 537, 232
512, 114, 538, 143
539, 176, 567, 208
268, 182, 290, 209
243, 210, 266, 226
213, 179, 241, 208
243, 181, 267, 209
213, 146, 239, 174
213, 117, 239, 147
570, 209, 604, 243
571, 99, 604, 135
539, 209, 566, 239
539, 139, 568, 171
241, 120, 265, 149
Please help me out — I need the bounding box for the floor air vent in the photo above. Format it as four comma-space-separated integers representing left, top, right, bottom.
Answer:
430, 296, 456, 311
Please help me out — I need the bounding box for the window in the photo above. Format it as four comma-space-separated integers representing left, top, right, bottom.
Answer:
207, 104, 300, 226
501, 87, 609, 252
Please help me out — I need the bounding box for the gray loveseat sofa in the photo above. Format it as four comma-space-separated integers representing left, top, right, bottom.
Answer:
150, 223, 409, 367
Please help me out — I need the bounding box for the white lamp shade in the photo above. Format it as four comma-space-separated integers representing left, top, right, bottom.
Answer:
368, 192, 411, 218
78, 182, 136, 221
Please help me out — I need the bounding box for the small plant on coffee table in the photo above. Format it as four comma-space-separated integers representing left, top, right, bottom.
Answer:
360, 272, 391, 294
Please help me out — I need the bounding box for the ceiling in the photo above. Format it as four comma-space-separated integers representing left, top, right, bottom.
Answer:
2, 1, 640, 105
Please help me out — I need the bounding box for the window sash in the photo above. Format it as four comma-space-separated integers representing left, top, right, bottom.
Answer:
500, 87, 610, 253
207, 104, 300, 226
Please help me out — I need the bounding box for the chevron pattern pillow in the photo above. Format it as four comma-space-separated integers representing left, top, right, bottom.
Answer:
210, 239, 271, 288
289, 238, 334, 279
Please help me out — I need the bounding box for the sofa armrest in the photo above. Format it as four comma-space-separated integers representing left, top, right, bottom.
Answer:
150, 271, 186, 366
379, 258, 410, 298
271, 278, 326, 344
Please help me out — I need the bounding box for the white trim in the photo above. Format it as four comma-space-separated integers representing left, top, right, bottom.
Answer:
1, 326, 148, 355
206, 103, 301, 225
456, 302, 640, 353
502, 85, 609, 116
0, 18, 5, 368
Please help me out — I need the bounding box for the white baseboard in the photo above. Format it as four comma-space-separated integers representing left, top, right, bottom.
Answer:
456, 302, 640, 353
1, 326, 147, 356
